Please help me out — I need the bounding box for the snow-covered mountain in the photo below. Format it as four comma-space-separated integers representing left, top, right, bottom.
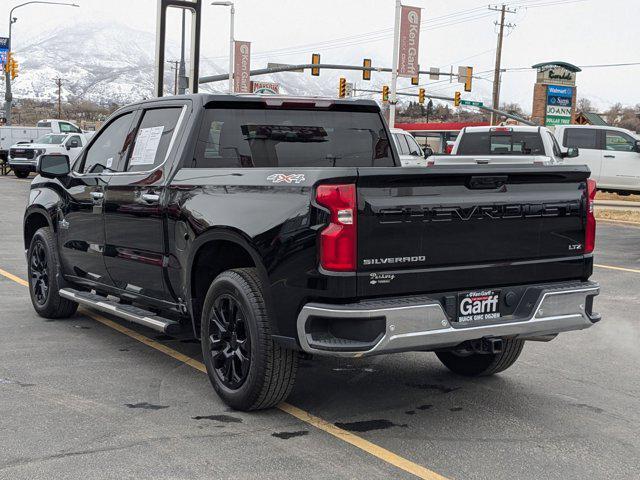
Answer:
9, 20, 342, 105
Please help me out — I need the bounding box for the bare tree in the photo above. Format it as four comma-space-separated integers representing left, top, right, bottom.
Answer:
577, 97, 594, 113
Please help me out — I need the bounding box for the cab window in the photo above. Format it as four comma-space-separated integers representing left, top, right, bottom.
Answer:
564, 128, 598, 149
405, 134, 422, 155
78, 112, 135, 174
125, 107, 183, 173
605, 130, 636, 152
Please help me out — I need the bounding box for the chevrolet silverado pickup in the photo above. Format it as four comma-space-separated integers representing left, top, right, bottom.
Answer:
24, 94, 600, 411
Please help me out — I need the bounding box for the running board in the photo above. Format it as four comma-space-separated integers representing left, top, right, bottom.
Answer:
59, 288, 181, 334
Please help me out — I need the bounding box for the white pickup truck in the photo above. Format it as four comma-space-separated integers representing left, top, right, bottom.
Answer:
427, 126, 577, 166
0, 119, 83, 165
555, 125, 640, 195
8, 132, 88, 178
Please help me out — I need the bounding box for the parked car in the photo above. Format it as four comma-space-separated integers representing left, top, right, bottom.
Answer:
428, 126, 576, 166
24, 94, 600, 411
0, 119, 82, 164
554, 125, 640, 195
390, 128, 428, 166
8, 133, 88, 178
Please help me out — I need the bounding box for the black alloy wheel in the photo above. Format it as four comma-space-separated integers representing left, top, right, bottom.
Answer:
29, 240, 49, 306
207, 293, 251, 389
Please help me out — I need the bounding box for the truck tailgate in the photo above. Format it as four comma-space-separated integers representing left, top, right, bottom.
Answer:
356, 165, 592, 297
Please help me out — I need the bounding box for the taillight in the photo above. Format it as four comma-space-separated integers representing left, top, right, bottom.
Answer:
585, 179, 597, 254
316, 184, 357, 271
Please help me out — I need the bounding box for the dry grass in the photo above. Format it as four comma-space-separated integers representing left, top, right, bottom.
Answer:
595, 209, 640, 224
596, 191, 640, 202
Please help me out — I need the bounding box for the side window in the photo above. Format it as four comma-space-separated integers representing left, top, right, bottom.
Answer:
605, 131, 636, 152
59, 122, 81, 133
395, 134, 410, 155
126, 107, 183, 173
405, 134, 422, 155
564, 128, 597, 149
548, 132, 562, 158
80, 112, 135, 174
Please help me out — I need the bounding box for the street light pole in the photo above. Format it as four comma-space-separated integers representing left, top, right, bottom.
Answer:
211, 1, 234, 94
4, 1, 79, 125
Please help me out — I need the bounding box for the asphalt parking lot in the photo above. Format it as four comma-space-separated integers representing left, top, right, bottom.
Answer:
0, 174, 638, 480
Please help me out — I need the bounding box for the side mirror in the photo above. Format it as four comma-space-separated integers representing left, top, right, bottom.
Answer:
635, 140, 640, 153
562, 147, 579, 159
70, 140, 80, 148
423, 146, 434, 158
38, 154, 70, 178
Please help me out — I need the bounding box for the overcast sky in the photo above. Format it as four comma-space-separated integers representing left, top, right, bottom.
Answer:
4, 0, 640, 110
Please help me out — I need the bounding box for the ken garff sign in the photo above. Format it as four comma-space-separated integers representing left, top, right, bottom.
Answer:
234, 40, 251, 93
397, 5, 421, 78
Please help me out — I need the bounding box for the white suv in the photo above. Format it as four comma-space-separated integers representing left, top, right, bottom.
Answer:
390, 128, 428, 167
555, 125, 640, 195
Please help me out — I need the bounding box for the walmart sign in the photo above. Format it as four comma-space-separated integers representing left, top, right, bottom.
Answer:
546, 85, 573, 127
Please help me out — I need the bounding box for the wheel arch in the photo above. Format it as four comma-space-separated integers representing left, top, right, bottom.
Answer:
23, 207, 55, 251
186, 227, 272, 338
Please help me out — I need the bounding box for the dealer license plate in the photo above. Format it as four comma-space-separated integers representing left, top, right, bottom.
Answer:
457, 290, 501, 323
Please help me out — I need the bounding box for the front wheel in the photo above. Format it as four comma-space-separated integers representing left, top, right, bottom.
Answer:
14, 169, 29, 178
201, 268, 298, 411
435, 338, 524, 376
27, 227, 78, 318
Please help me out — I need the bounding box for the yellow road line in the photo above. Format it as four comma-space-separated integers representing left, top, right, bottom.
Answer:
0, 268, 446, 480
0, 268, 28, 286
595, 264, 640, 274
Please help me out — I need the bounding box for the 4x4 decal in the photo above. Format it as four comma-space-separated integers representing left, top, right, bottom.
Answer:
266, 173, 306, 184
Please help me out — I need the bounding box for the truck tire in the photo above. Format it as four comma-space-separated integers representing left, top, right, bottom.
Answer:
14, 169, 29, 179
201, 268, 298, 411
435, 338, 524, 377
27, 227, 78, 319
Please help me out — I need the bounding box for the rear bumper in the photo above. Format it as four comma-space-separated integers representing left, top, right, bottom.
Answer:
296, 281, 600, 357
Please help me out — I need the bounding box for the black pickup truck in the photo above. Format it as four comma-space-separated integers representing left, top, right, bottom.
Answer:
24, 94, 600, 411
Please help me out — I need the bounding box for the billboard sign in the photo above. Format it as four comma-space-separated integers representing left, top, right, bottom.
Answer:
0, 37, 8, 67
397, 5, 421, 77
251, 81, 279, 94
234, 40, 251, 93
545, 85, 573, 127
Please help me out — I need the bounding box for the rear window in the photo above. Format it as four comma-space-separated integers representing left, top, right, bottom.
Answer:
564, 128, 598, 149
458, 131, 545, 155
191, 108, 394, 168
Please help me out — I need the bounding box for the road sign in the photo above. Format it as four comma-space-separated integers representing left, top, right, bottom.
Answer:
429, 67, 439, 80
460, 99, 483, 107
267, 62, 304, 73
0, 37, 8, 67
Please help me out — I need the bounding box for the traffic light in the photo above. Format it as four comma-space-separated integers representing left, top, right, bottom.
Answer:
382, 85, 389, 103
338, 77, 347, 98
454, 91, 461, 107
311, 53, 320, 76
362, 58, 371, 81
464, 66, 473, 92
411, 66, 419, 86
10, 57, 18, 80
418, 88, 425, 104
4, 52, 11, 74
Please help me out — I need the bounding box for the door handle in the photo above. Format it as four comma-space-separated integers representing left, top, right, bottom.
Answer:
90, 191, 104, 201
604, 154, 615, 158
141, 193, 160, 203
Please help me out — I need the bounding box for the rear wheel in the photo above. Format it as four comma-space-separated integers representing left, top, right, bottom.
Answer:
435, 338, 524, 376
201, 268, 298, 411
14, 169, 29, 178
27, 227, 78, 319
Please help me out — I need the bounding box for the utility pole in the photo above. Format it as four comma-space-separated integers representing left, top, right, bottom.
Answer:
488, 4, 515, 125
167, 60, 179, 95
55, 77, 62, 119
